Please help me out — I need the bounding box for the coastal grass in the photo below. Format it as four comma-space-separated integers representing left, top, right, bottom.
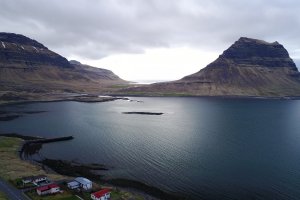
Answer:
110, 189, 144, 200
108, 84, 130, 89
10, 177, 36, 189
0, 136, 68, 182
0, 192, 8, 200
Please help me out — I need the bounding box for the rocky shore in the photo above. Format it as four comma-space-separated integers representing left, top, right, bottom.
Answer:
0, 92, 129, 106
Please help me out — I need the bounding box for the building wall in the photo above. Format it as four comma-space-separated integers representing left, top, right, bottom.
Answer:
51, 187, 60, 193
67, 183, 79, 189
82, 183, 92, 190
37, 189, 50, 196
91, 193, 110, 200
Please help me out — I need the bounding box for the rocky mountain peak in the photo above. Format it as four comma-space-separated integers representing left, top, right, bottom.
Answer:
0, 32, 46, 48
0, 32, 128, 95
208, 37, 297, 70
222, 37, 290, 59
121, 37, 300, 97
0, 32, 72, 68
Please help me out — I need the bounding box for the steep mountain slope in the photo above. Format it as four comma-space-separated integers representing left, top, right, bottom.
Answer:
0, 32, 127, 95
121, 37, 300, 97
69, 60, 122, 81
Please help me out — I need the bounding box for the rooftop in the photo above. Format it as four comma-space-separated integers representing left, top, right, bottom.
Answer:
34, 175, 47, 179
37, 184, 59, 192
75, 177, 92, 184
92, 188, 111, 198
68, 181, 79, 187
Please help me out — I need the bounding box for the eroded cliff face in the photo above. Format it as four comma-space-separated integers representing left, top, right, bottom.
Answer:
218, 37, 296, 69
120, 37, 300, 97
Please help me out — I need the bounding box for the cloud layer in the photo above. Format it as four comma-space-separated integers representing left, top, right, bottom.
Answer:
1, 0, 300, 60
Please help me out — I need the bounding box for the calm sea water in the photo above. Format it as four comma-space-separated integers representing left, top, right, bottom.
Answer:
1, 97, 300, 199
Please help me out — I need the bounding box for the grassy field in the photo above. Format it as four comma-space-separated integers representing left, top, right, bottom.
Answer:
0, 136, 67, 182
0, 192, 8, 200
110, 190, 144, 200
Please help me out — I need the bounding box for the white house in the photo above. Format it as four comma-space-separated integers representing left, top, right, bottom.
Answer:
74, 177, 92, 190
67, 177, 93, 191
36, 184, 60, 196
91, 188, 111, 200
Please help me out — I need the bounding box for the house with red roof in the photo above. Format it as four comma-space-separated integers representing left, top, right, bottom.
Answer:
91, 188, 111, 200
36, 183, 60, 196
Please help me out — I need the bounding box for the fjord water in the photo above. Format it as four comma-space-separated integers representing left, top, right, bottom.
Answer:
2, 97, 300, 199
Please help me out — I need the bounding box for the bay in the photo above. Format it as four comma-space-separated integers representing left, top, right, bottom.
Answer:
1, 97, 300, 199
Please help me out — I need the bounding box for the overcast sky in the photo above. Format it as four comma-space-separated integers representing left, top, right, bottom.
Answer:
1, 0, 300, 82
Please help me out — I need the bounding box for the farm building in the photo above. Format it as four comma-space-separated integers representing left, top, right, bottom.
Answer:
91, 188, 111, 200
75, 177, 92, 190
67, 177, 92, 190
36, 183, 60, 196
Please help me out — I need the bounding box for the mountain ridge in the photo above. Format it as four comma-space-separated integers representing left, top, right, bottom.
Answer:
0, 32, 128, 102
1, 33, 300, 100
119, 37, 300, 97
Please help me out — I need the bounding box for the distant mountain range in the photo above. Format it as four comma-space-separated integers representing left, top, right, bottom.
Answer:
1, 33, 300, 101
120, 37, 300, 97
0, 32, 127, 100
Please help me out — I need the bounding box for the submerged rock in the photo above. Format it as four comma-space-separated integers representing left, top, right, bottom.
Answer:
122, 112, 164, 115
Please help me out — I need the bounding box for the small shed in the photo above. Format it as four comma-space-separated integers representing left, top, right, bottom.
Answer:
91, 188, 111, 200
36, 184, 60, 196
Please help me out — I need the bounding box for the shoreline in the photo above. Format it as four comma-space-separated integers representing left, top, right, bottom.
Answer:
0, 95, 129, 106
1, 93, 300, 107
0, 133, 184, 200
110, 93, 300, 100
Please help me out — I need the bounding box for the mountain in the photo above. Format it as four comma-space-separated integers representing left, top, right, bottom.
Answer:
120, 37, 300, 97
0, 32, 127, 98
69, 60, 122, 81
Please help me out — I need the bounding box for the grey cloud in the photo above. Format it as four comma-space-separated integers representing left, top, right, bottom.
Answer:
0, 0, 300, 59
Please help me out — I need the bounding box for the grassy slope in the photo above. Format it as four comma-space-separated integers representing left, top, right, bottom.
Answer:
0, 136, 67, 181
119, 67, 300, 97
